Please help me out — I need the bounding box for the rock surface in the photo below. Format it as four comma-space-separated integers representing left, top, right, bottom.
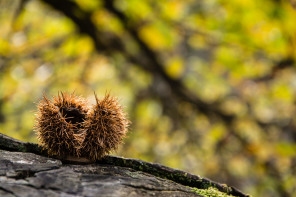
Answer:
0, 133, 249, 197
0, 150, 200, 197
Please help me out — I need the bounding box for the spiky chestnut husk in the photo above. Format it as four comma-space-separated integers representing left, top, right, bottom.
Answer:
34, 93, 88, 157
82, 94, 130, 161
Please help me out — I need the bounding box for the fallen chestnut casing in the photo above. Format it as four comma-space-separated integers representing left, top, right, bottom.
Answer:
34, 92, 129, 161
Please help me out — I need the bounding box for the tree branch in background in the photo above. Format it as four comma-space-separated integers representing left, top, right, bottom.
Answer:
42, 0, 235, 125
253, 58, 295, 82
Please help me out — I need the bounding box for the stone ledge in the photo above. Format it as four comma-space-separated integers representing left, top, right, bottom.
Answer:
0, 133, 250, 197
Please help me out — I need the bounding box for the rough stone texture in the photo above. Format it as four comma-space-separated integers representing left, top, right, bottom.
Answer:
0, 150, 199, 197
0, 133, 250, 197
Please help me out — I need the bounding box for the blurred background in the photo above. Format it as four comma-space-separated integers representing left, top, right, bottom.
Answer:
0, 0, 296, 196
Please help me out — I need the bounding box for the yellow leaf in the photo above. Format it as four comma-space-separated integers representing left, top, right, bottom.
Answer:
139, 24, 167, 50
165, 57, 184, 79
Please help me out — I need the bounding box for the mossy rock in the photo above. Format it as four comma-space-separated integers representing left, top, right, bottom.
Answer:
0, 133, 250, 197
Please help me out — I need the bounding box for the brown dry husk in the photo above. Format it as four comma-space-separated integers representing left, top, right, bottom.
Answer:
34, 92, 129, 160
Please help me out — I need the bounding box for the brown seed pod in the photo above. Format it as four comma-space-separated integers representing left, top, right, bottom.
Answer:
35, 92, 130, 161
82, 94, 130, 160
34, 92, 88, 157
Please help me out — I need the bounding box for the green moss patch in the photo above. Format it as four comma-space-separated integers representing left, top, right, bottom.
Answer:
192, 187, 234, 197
